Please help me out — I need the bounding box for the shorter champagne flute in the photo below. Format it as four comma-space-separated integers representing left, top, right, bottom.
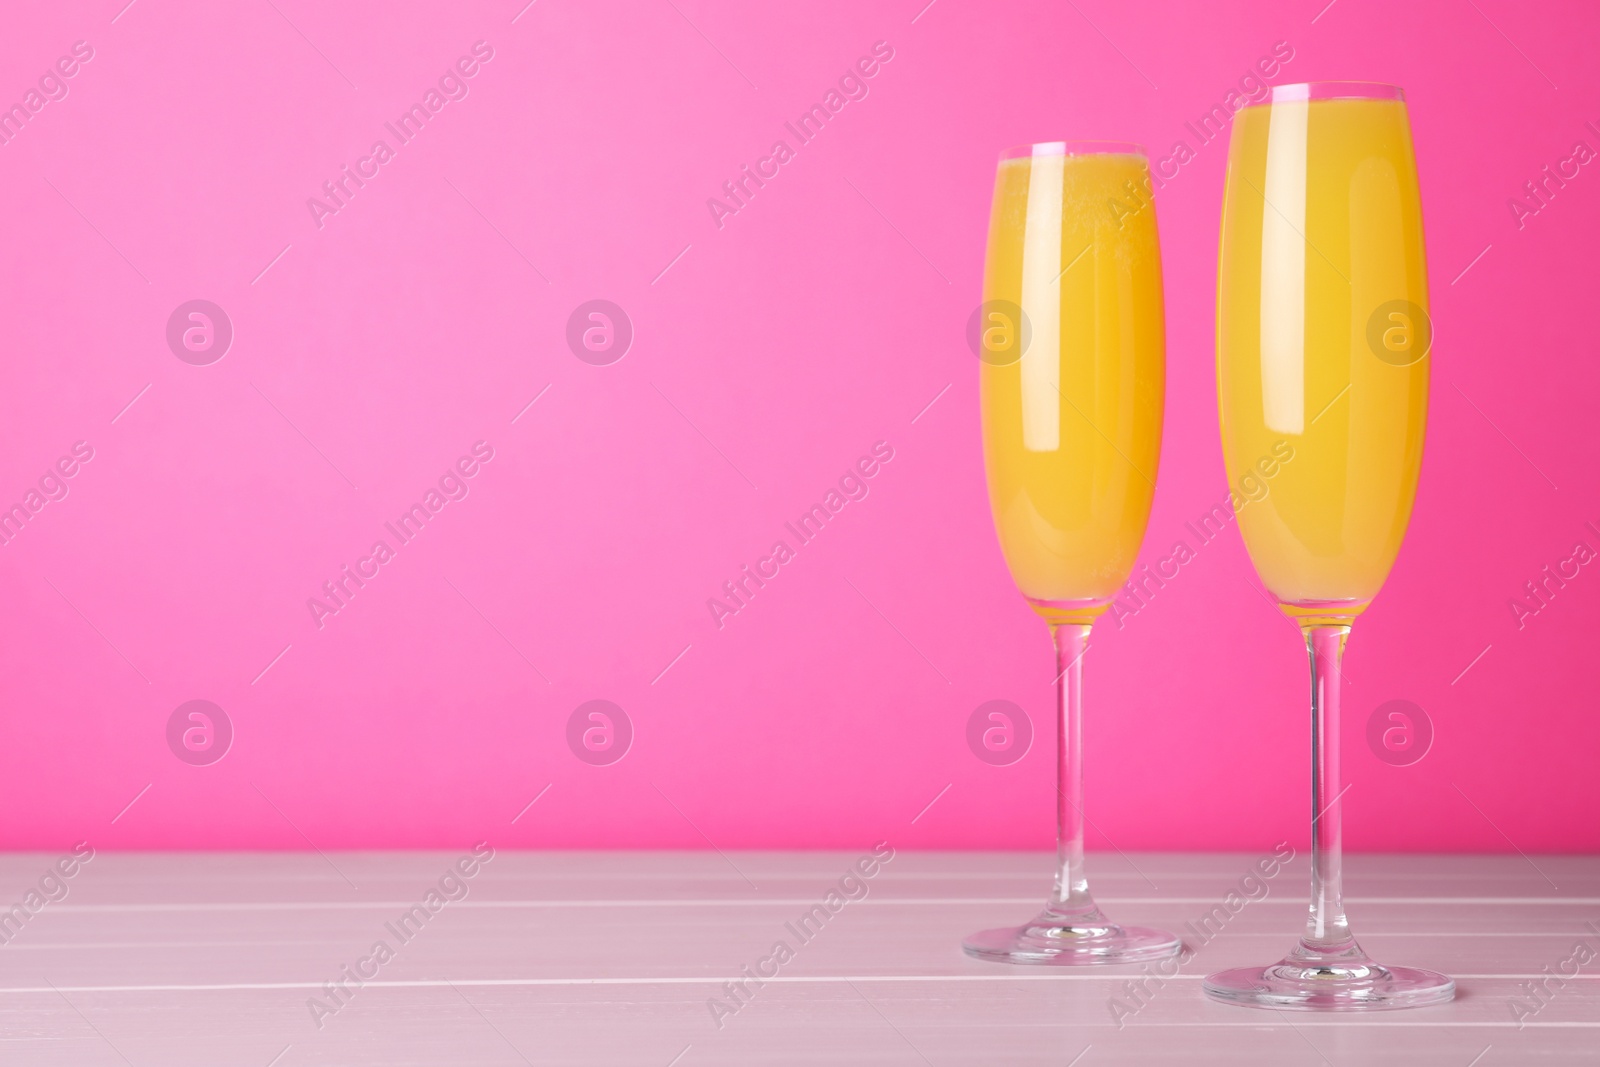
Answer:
964, 142, 1178, 965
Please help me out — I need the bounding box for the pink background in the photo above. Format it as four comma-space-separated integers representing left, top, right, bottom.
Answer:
0, 0, 1594, 854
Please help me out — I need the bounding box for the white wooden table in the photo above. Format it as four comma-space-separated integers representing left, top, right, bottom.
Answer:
0, 851, 1595, 1064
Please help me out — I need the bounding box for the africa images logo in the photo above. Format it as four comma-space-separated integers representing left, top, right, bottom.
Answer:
705, 40, 896, 230
306, 442, 496, 629
0, 40, 95, 149
705, 441, 894, 629
306, 41, 496, 230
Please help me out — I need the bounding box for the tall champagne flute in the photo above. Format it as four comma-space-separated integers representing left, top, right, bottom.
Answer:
1206, 83, 1454, 1009
963, 142, 1178, 965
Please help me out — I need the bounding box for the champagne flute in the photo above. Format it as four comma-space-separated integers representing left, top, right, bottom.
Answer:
1206, 82, 1453, 1009
963, 142, 1178, 965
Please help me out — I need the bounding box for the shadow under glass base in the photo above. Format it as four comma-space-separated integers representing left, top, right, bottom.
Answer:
964, 905, 1182, 966
1204, 951, 1455, 1011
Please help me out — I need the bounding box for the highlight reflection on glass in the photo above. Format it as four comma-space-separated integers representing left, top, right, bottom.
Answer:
1205, 82, 1453, 1010
963, 142, 1178, 966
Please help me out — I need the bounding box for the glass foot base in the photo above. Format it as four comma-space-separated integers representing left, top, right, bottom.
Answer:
964, 909, 1181, 965
1204, 957, 1455, 1011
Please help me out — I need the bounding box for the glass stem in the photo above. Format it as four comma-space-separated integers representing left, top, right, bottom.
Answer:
1299, 623, 1357, 957
1048, 623, 1099, 917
